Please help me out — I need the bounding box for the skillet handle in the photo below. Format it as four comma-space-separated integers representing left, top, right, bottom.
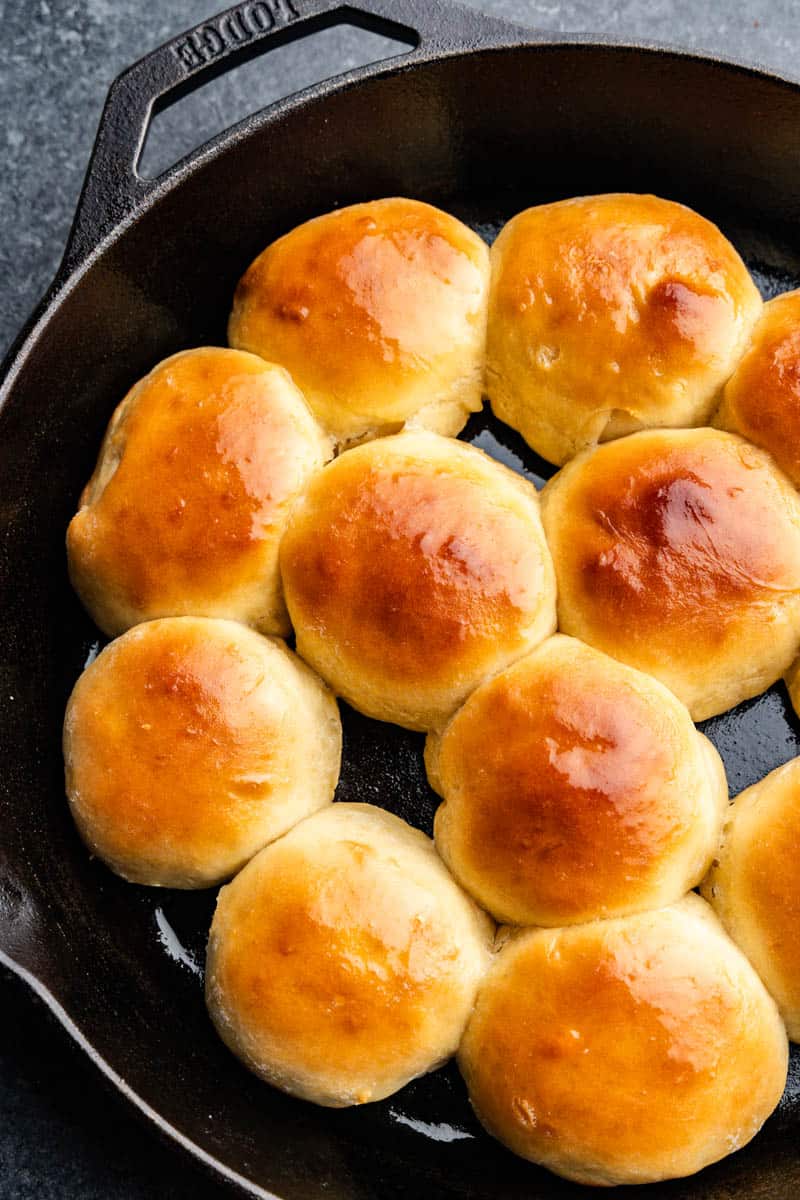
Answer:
61, 0, 524, 274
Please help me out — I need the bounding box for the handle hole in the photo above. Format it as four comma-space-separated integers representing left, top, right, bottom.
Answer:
138, 19, 414, 180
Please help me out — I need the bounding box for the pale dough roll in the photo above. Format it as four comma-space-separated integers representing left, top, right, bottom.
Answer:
540, 427, 800, 719
63, 618, 341, 888
206, 803, 494, 1106
487, 193, 762, 465
228, 197, 490, 444
427, 634, 727, 926
458, 895, 788, 1187
716, 287, 800, 487
279, 431, 557, 731
702, 752, 800, 1040
67, 347, 332, 638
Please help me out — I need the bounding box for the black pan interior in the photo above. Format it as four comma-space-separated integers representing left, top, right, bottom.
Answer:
2, 41, 800, 1200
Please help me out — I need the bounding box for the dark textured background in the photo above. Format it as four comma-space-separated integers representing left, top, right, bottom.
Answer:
2, 1, 799, 1196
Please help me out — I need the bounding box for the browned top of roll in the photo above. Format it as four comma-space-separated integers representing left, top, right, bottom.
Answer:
67, 348, 329, 634
285, 467, 533, 678
458, 897, 787, 1186
65, 619, 299, 883
718, 288, 800, 486
544, 427, 800, 647
279, 432, 555, 727
429, 636, 724, 925
228, 198, 489, 440
720, 778, 800, 1004
703, 753, 800, 1038
492, 194, 750, 359
213, 837, 458, 1079
206, 804, 493, 1105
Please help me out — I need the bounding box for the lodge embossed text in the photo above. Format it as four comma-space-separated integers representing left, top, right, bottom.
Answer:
175, 0, 300, 72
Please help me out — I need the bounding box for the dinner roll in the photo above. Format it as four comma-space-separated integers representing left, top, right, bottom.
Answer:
206, 803, 494, 1106
228, 197, 490, 444
716, 288, 800, 487
487, 194, 761, 465
67, 347, 331, 638
63, 618, 341, 888
541, 427, 800, 719
702, 754, 800, 1040
427, 635, 727, 926
458, 895, 788, 1187
280, 431, 557, 730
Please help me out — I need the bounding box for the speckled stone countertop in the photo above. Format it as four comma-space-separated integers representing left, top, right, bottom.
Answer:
1, 2, 798, 1197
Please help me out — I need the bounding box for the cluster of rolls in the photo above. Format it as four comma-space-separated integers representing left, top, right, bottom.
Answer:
64, 193, 800, 1188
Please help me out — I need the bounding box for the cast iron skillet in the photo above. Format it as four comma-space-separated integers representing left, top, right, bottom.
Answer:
2, 1, 800, 1196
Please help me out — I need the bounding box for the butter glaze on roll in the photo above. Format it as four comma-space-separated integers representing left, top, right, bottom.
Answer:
228, 197, 490, 444
458, 895, 788, 1187
63, 618, 341, 888
541, 427, 800, 719
703, 753, 800, 1040
716, 288, 800, 487
279, 431, 557, 730
427, 635, 727, 926
206, 803, 494, 1107
67, 347, 332, 638
487, 194, 762, 465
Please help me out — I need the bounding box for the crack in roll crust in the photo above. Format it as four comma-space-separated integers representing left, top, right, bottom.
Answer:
63, 618, 341, 888
716, 287, 800, 487
458, 896, 788, 1187
487, 194, 762, 465
228, 197, 490, 444
427, 635, 727, 926
541, 427, 800, 719
279, 431, 557, 730
67, 347, 332, 638
205, 803, 494, 1107
702, 752, 800, 1041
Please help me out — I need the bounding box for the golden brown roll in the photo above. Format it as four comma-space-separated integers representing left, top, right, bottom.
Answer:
228, 198, 490, 444
702, 754, 800, 1041
487, 194, 762, 465
540, 427, 800, 719
63, 618, 341, 888
427, 635, 727, 926
67, 347, 332, 638
458, 895, 788, 1187
206, 802, 494, 1106
716, 288, 800, 486
279, 431, 557, 730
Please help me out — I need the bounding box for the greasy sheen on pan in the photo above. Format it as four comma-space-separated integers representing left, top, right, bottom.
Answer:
458, 895, 788, 1187
715, 287, 800, 487
703, 753, 800, 1041
487, 193, 762, 465
228, 197, 490, 444
63, 618, 341, 888
206, 803, 494, 1106
279, 430, 557, 730
427, 635, 727, 926
67, 347, 332, 638
540, 427, 800, 720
